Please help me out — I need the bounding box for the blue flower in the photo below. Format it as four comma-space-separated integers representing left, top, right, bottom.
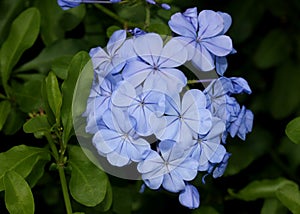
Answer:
89, 30, 127, 75
122, 33, 188, 94
189, 117, 226, 171
150, 89, 212, 143
137, 140, 198, 193
84, 73, 122, 134
208, 152, 231, 178
204, 77, 253, 141
111, 80, 165, 136
57, 0, 121, 10
228, 106, 254, 140
168, 8, 233, 72
179, 183, 200, 209
145, 0, 170, 10
92, 109, 150, 167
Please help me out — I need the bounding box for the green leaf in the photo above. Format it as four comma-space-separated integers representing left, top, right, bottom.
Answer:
61, 51, 90, 146
4, 171, 34, 214
228, 178, 298, 201
72, 59, 94, 120
2, 108, 26, 135
16, 39, 88, 73
0, 145, 51, 191
13, 79, 43, 113
59, 5, 86, 31
69, 145, 109, 207
51, 56, 73, 80
0, 100, 11, 131
253, 29, 290, 69
23, 115, 51, 136
34, 0, 64, 45
45, 72, 62, 122
0, 0, 27, 44
26, 159, 49, 188
286, 117, 300, 144
276, 184, 300, 214
96, 184, 113, 212
0, 7, 40, 87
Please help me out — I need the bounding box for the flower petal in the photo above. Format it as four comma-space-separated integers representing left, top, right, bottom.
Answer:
179, 184, 200, 209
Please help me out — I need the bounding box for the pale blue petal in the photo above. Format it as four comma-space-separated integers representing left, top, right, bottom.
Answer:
179, 184, 200, 209
159, 38, 188, 67
174, 158, 198, 181
198, 109, 212, 135
216, 56, 228, 76
133, 33, 163, 65
107, 151, 131, 167
168, 13, 197, 38
93, 129, 121, 154
122, 60, 152, 86
202, 35, 233, 57
143, 176, 164, 190
217, 11, 232, 34
209, 144, 226, 163
163, 171, 185, 193
197, 10, 224, 38
183, 7, 198, 30
111, 80, 136, 107
191, 44, 215, 71
107, 30, 127, 55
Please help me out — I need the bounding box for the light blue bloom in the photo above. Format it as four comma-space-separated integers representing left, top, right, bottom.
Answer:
89, 30, 127, 74
179, 183, 200, 209
168, 8, 233, 72
122, 33, 188, 94
92, 109, 150, 167
150, 89, 212, 143
111, 80, 165, 136
57, 0, 121, 10
228, 106, 254, 140
84, 73, 121, 134
137, 140, 198, 193
189, 117, 226, 171
208, 152, 231, 178
204, 77, 253, 141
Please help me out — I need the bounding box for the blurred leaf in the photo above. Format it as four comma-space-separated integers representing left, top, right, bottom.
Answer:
4, 171, 34, 214
276, 184, 300, 214
59, 5, 86, 31
69, 145, 109, 207
148, 21, 171, 35
2, 107, 26, 135
41, 79, 56, 126
51, 56, 73, 80
0, 145, 50, 191
16, 39, 88, 73
34, 0, 64, 45
278, 137, 300, 172
228, 178, 298, 201
225, 127, 271, 176
13, 80, 43, 113
0, 100, 11, 131
0, 7, 40, 87
261, 198, 288, 214
0, 0, 26, 44
72, 59, 94, 120
61, 51, 90, 147
253, 29, 290, 69
106, 25, 122, 38
286, 117, 300, 144
45, 72, 62, 122
229, 0, 264, 43
96, 183, 113, 212
115, 3, 145, 23
23, 115, 51, 135
26, 159, 50, 188
270, 64, 300, 119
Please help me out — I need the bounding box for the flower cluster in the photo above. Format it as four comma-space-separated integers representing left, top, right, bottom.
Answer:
57, 0, 170, 10
83, 8, 253, 209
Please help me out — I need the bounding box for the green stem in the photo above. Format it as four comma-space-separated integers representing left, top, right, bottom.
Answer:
94, 4, 140, 28
45, 132, 72, 214
58, 165, 73, 214
144, 4, 151, 29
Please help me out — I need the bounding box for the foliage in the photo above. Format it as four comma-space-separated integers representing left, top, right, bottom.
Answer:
0, 0, 300, 213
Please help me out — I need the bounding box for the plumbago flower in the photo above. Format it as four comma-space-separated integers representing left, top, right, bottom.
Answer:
168, 8, 234, 74
82, 7, 254, 210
